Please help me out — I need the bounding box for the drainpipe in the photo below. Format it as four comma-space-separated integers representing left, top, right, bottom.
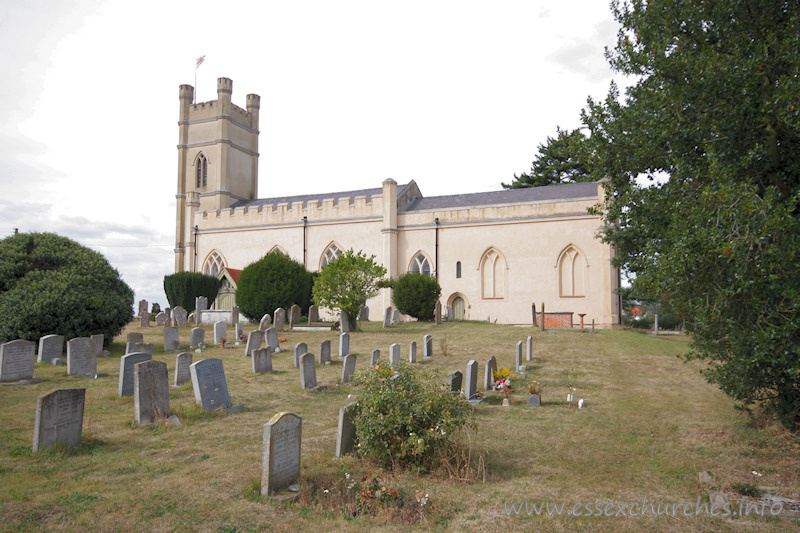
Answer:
193, 225, 199, 272
302, 216, 308, 268
434, 217, 440, 279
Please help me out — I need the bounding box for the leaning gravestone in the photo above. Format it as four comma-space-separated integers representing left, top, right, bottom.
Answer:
299, 353, 317, 389
392, 308, 400, 325
423, 334, 433, 358
464, 360, 478, 400
190, 358, 231, 411
289, 304, 301, 327
273, 308, 286, 332
293, 343, 308, 368
245, 330, 264, 357
164, 326, 180, 352
90, 334, 104, 358
118, 352, 152, 396
526, 336, 533, 362
408, 341, 417, 363
172, 306, 189, 327
383, 307, 392, 328
307, 305, 319, 323
339, 332, 349, 358
484, 356, 498, 390
259, 314, 271, 331
389, 343, 401, 369
252, 347, 273, 374
318, 340, 331, 365
370, 349, 380, 366
32, 388, 85, 452
155, 312, 169, 326
341, 354, 357, 383
174, 352, 192, 386
516, 341, 523, 370
38, 335, 64, 364
265, 328, 279, 352
261, 412, 302, 496
448, 370, 463, 393
0, 340, 36, 382
134, 360, 169, 425
214, 321, 227, 344
127, 332, 143, 345
66, 337, 96, 377
189, 327, 205, 349
339, 311, 350, 332
335, 402, 360, 458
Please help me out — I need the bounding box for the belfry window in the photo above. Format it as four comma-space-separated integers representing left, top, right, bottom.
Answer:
196, 153, 208, 188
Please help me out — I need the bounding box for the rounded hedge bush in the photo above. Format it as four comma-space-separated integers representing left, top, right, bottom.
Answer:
391, 272, 441, 321
235, 251, 313, 321
0, 232, 134, 344
163, 271, 220, 313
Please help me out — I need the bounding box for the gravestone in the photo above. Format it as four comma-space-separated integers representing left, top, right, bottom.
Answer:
155, 312, 169, 326
383, 307, 392, 328
38, 335, 64, 364
231, 305, 240, 325
448, 370, 463, 393
235, 322, 244, 342
531, 303, 537, 327
245, 330, 264, 357
66, 337, 96, 377
265, 328, 279, 352
164, 327, 180, 352
189, 327, 205, 349
526, 336, 533, 362
484, 356, 498, 390
423, 334, 433, 358
339, 332, 349, 358
435, 301, 442, 325
289, 304, 301, 327
174, 352, 193, 386
299, 352, 317, 389
259, 314, 271, 331
124, 342, 137, 354
391, 308, 400, 325
389, 343, 401, 369
261, 412, 302, 496
134, 342, 153, 355
318, 340, 331, 365
307, 305, 319, 323
172, 306, 188, 327
293, 343, 308, 368
359, 305, 369, 321
134, 360, 169, 425
252, 347, 273, 373
127, 332, 143, 345
408, 341, 417, 363
138, 299, 148, 317
0, 339, 36, 382
341, 354, 357, 383
190, 358, 231, 410
274, 308, 286, 331
90, 334, 104, 358
516, 341, 523, 370
32, 388, 85, 452
195, 296, 208, 324
339, 311, 350, 332
214, 321, 227, 344
464, 360, 478, 400
140, 313, 150, 327
335, 402, 360, 458
447, 305, 454, 321
370, 349, 380, 366
118, 352, 152, 396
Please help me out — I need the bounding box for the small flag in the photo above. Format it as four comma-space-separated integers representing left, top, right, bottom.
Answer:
196, 55, 206, 68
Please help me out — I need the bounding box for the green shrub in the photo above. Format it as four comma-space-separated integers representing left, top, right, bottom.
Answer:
390, 273, 441, 321
0, 232, 133, 344
163, 272, 220, 313
235, 251, 313, 321
354, 361, 473, 470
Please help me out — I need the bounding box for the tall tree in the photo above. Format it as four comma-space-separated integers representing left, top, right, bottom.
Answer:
585, 0, 800, 427
503, 127, 595, 189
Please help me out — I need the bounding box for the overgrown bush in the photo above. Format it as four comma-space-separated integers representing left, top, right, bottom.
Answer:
390, 273, 441, 321
235, 251, 313, 321
354, 361, 473, 470
0, 232, 133, 344
163, 272, 220, 313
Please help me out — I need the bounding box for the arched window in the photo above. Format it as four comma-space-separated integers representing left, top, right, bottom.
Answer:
202, 250, 225, 277
409, 252, 432, 276
195, 153, 208, 189
558, 245, 587, 297
268, 245, 288, 256
456, 261, 462, 279
480, 248, 507, 299
320, 242, 342, 269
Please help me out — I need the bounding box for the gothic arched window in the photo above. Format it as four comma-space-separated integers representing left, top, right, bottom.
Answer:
196, 153, 208, 189
202, 250, 225, 277
409, 252, 432, 276
558, 245, 587, 297
480, 248, 507, 299
321, 242, 342, 269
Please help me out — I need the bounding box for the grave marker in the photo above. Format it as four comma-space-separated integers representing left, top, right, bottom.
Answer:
299, 353, 317, 389
341, 354, 357, 383
261, 412, 302, 496
526, 336, 533, 362
423, 335, 433, 358
252, 347, 273, 373
307, 305, 319, 323
339, 310, 350, 332
118, 352, 152, 396
383, 307, 392, 328
335, 402, 360, 458
289, 304, 301, 327
435, 301, 442, 325
231, 305, 240, 325
189, 327, 205, 349
464, 360, 478, 400
66, 337, 96, 377
90, 334, 104, 358
190, 358, 231, 410
134, 342, 153, 355
127, 332, 143, 345
155, 312, 169, 326
245, 330, 264, 357
235, 322, 244, 341
174, 352, 193, 386
484, 356, 497, 390
359, 305, 369, 321
134, 360, 169, 425
370, 349, 380, 366
0, 339, 35, 382
172, 306, 188, 327
293, 343, 308, 368
32, 388, 85, 452
265, 327, 279, 352
391, 308, 400, 325
213, 321, 227, 344
515, 341, 523, 370
274, 308, 286, 331
164, 326, 180, 352
339, 332, 350, 358
389, 343, 401, 369
408, 341, 417, 363
38, 335, 64, 364
318, 340, 331, 365
259, 314, 271, 331
448, 370, 463, 393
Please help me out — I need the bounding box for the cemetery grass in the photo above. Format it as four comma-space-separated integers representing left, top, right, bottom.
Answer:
0, 322, 798, 532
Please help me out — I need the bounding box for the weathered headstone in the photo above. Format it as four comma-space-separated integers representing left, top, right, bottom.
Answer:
245, 330, 264, 357
335, 402, 360, 458
307, 305, 319, 323
289, 304, 301, 327
66, 337, 96, 377
174, 352, 193, 386
213, 321, 227, 344
531, 303, 537, 327
338, 332, 350, 358
259, 314, 272, 331
90, 334, 104, 358
370, 349, 380, 366
341, 354, 357, 383
0, 339, 36, 382
391, 308, 400, 325
189, 327, 205, 349
38, 335, 64, 364
435, 301, 442, 325
252, 347, 273, 373
464, 360, 478, 400
526, 335, 533, 362
293, 342, 308, 368
274, 308, 286, 331
164, 326, 180, 352
339, 311, 350, 332
383, 307, 392, 328
134, 360, 169, 425
318, 340, 331, 365
135, 342, 153, 355
235, 322, 244, 341
359, 305, 369, 321
138, 299, 148, 317
447, 305, 453, 321
172, 306, 189, 327
195, 296, 208, 324
299, 353, 317, 389
32, 388, 85, 452
124, 342, 136, 354
190, 358, 231, 410
484, 356, 497, 390
265, 327, 279, 352
261, 412, 302, 496
516, 341, 523, 370
127, 332, 143, 345
423, 334, 433, 358
231, 305, 240, 325
448, 370, 463, 393
408, 341, 417, 363
118, 352, 152, 396
140, 312, 150, 327
389, 343, 401, 369
155, 312, 169, 326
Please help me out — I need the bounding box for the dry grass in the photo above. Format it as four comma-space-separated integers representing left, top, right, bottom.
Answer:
0, 320, 798, 532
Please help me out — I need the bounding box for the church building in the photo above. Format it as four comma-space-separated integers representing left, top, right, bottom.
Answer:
174, 78, 620, 326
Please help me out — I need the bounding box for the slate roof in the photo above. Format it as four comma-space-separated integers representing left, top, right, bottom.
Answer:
230, 185, 392, 210
402, 181, 599, 212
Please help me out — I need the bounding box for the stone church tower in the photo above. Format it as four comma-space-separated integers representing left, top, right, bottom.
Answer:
174, 78, 260, 272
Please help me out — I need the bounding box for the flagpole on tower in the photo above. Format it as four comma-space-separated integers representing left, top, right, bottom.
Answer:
194, 55, 206, 104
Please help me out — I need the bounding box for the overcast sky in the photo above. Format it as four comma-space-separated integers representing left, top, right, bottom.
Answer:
0, 0, 626, 309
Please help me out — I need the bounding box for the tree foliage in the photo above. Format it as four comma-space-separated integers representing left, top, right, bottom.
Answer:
583, 1, 800, 427
390, 272, 442, 321
0, 232, 133, 344
311, 249, 386, 330
235, 251, 313, 322
163, 271, 220, 313
502, 127, 595, 189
